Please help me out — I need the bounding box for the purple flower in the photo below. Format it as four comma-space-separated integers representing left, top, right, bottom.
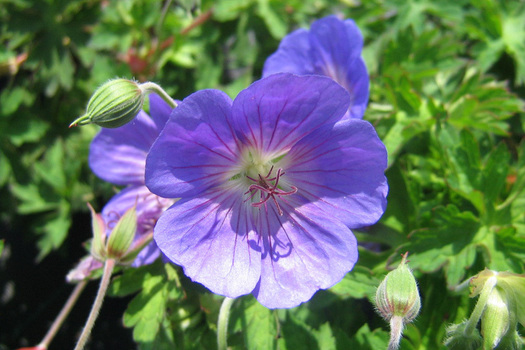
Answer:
146, 73, 387, 308
263, 15, 369, 120
89, 94, 175, 267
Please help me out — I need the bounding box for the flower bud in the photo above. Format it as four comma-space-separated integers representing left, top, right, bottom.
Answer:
375, 253, 421, 350
86, 203, 138, 264
376, 252, 421, 323
70, 78, 146, 128
106, 206, 137, 260
88, 203, 107, 262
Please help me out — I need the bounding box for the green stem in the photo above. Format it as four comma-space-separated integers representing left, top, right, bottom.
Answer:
74, 259, 116, 350
140, 82, 178, 109
36, 280, 88, 349
464, 276, 497, 336
217, 297, 235, 350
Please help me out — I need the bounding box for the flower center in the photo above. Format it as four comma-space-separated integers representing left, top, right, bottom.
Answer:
243, 166, 297, 216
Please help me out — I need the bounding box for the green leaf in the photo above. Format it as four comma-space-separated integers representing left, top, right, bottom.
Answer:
108, 261, 164, 297
33, 139, 67, 193
438, 125, 484, 213
313, 323, 336, 350
256, 0, 287, 39
329, 266, 381, 300
35, 200, 72, 261
482, 142, 510, 205
231, 296, 278, 350
348, 324, 389, 349
402, 205, 480, 287
278, 313, 317, 350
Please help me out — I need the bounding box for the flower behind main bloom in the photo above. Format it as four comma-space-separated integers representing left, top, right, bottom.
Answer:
145, 73, 388, 308
89, 93, 175, 267
263, 15, 369, 120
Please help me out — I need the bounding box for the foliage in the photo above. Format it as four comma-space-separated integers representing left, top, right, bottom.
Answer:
1, 0, 524, 349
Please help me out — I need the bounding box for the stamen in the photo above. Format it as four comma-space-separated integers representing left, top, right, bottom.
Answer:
245, 167, 297, 216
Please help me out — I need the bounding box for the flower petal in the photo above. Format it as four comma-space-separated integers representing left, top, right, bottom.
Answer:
89, 111, 159, 185
262, 29, 313, 76
263, 16, 368, 119
285, 119, 388, 228
154, 189, 261, 297
146, 90, 239, 198
309, 16, 364, 77
251, 199, 358, 308
232, 73, 349, 155
149, 93, 174, 131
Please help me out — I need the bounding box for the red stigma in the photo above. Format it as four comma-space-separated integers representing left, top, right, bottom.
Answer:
244, 166, 297, 216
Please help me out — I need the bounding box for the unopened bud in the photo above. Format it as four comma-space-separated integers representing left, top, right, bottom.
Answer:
106, 206, 137, 260
375, 252, 421, 350
88, 203, 107, 262
87, 203, 138, 264
376, 252, 421, 322
70, 79, 145, 128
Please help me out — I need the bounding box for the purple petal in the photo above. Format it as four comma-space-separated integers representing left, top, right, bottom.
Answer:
89, 111, 159, 185
154, 189, 261, 297
344, 58, 369, 120
232, 73, 349, 154
252, 200, 358, 309
309, 16, 364, 78
262, 16, 368, 119
149, 93, 173, 131
146, 90, 239, 198
286, 119, 388, 228
262, 29, 313, 76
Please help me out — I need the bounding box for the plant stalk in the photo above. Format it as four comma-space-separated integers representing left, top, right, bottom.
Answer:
74, 259, 116, 350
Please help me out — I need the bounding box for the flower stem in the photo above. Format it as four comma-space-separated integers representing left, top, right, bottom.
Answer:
36, 280, 88, 349
217, 297, 235, 350
388, 315, 404, 350
140, 82, 178, 109
74, 259, 116, 350
464, 276, 497, 336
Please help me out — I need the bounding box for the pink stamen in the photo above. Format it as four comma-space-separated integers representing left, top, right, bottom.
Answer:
245, 167, 297, 216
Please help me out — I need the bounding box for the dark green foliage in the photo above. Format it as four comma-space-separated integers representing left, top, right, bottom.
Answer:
1, 0, 525, 349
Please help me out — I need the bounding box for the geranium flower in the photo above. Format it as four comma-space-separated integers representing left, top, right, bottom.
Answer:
88, 94, 175, 267
146, 73, 387, 308
263, 15, 369, 119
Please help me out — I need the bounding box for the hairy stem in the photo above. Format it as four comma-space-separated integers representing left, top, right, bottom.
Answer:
37, 280, 88, 349
464, 276, 497, 336
140, 82, 178, 109
74, 259, 116, 350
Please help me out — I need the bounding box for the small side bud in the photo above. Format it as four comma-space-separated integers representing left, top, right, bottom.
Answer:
375, 252, 421, 350
88, 203, 107, 262
106, 206, 137, 260
70, 78, 145, 128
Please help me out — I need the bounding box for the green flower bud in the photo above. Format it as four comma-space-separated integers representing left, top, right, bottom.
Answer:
87, 203, 139, 264
376, 252, 421, 322
481, 287, 511, 349
70, 78, 145, 128
88, 203, 107, 262
106, 206, 137, 260
375, 252, 421, 350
